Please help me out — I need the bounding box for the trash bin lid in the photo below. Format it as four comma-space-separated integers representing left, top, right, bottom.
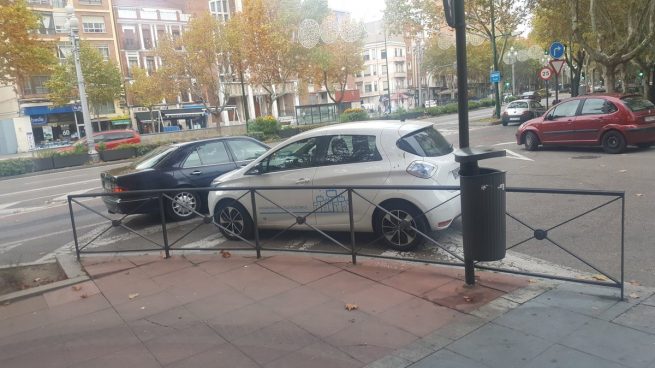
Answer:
454, 147, 506, 163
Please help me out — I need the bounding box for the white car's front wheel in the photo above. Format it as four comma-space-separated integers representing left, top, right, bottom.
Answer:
374, 202, 428, 251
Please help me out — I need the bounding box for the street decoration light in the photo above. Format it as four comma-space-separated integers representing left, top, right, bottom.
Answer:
64, 1, 97, 160
504, 46, 518, 96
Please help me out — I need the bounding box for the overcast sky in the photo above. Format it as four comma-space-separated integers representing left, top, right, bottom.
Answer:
327, 0, 385, 22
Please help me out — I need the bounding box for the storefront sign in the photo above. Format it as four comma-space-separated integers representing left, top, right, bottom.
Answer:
31, 115, 48, 126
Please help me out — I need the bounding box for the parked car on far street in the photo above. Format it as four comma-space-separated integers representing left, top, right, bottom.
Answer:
208, 121, 461, 251
59, 129, 141, 152
515, 94, 655, 154
502, 99, 546, 126
100, 136, 269, 220
520, 91, 541, 101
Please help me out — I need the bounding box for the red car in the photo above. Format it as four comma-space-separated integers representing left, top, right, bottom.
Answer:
516, 94, 655, 154
60, 129, 141, 152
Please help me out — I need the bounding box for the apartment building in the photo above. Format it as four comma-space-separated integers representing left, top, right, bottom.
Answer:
16, 0, 124, 148
355, 20, 411, 113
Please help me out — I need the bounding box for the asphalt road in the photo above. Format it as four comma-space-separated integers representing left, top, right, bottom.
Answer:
1, 108, 654, 287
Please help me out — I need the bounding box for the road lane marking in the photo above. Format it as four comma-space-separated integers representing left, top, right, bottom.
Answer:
504, 149, 534, 161
493, 141, 517, 146
0, 179, 98, 198
52, 187, 102, 202
0, 221, 108, 253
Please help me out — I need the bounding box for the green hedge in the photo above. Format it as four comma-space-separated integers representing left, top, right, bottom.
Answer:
247, 116, 280, 138
339, 108, 369, 123
0, 159, 35, 177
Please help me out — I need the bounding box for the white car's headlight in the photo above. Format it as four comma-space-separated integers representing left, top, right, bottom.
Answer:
406, 161, 437, 179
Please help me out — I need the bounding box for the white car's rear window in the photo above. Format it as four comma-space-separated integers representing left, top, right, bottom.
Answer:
397, 127, 453, 157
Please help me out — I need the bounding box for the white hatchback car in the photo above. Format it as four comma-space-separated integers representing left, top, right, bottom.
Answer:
208, 120, 461, 251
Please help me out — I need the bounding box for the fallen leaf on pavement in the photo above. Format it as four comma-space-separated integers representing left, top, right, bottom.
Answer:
528, 279, 538, 284
33, 278, 41, 283
629, 293, 640, 299
221, 250, 231, 258
463, 296, 473, 303
128, 293, 139, 300
592, 274, 609, 281
628, 280, 641, 286
345, 303, 358, 311
636, 193, 644, 197
80, 293, 88, 299
72, 285, 82, 291
619, 169, 627, 173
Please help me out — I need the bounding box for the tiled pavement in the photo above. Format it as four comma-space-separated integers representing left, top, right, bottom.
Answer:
1, 253, 654, 368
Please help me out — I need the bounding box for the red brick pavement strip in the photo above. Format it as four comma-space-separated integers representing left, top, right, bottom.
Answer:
0, 254, 529, 367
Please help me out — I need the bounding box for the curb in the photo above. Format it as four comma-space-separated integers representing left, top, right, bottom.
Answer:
0, 159, 131, 181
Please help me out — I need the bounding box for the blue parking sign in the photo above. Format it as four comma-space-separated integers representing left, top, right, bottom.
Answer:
490, 71, 501, 83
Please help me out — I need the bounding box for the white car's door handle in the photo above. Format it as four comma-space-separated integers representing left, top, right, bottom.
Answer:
295, 178, 311, 184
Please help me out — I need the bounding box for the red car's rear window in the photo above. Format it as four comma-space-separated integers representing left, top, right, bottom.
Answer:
621, 96, 655, 112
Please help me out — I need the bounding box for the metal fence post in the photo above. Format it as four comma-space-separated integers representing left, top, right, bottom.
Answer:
251, 190, 261, 259
347, 189, 357, 265
68, 196, 81, 261
621, 194, 625, 301
159, 193, 170, 258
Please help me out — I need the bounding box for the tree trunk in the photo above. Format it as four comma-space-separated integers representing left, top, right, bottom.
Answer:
604, 66, 617, 93
649, 64, 655, 103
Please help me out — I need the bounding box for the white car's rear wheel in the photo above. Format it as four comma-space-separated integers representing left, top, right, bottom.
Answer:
374, 202, 427, 251
214, 201, 253, 240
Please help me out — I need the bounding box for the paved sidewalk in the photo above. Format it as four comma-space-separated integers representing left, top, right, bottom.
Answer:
0, 253, 653, 368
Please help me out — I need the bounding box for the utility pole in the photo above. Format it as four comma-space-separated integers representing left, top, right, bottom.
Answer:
384, 26, 392, 113
490, 0, 501, 118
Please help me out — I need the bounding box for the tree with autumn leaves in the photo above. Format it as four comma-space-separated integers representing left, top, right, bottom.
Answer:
126, 67, 179, 132
0, 0, 55, 87
45, 42, 123, 117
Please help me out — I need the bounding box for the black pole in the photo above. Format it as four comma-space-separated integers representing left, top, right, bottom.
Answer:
449, 0, 477, 286
490, 0, 501, 119
545, 79, 549, 110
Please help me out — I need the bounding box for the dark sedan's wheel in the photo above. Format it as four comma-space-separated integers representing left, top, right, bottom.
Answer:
637, 142, 653, 149
374, 202, 428, 251
602, 131, 626, 154
524, 131, 540, 151
166, 191, 199, 221
214, 202, 253, 240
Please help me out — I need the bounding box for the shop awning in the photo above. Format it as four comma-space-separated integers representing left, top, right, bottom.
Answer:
111, 119, 131, 125
22, 104, 79, 115
160, 108, 206, 119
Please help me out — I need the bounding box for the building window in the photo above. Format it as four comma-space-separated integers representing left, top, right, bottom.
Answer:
142, 25, 153, 49
117, 7, 137, 19
96, 45, 110, 61
356, 82, 363, 94
395, 62, 405, 73
27, 0, 49, 4
145, 56, 156, 75
79, 0, 102, 5
383, 81, 389, 92
37, 12, 55, 35
363, 50, 370, 62
57, 43, 72, 60
364, 84, 372, 93
82, 16, 106, 33
22, 76, 50, 95
53, 13, 67, 33
121, 25, 139, 50
210, 0, 230, 21
374, 83, 378, 92
381, 49, 386, 59
94, 101, 115, 115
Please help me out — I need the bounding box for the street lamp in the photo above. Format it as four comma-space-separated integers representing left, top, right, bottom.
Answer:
414, 39, 425, 108
508, 46, 518, 96
64, 1, 97, 160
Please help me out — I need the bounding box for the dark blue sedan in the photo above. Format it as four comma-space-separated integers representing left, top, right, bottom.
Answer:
101, 136, 269, 220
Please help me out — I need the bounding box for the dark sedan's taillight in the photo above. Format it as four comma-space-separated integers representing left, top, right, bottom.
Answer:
112, 186, 127, 193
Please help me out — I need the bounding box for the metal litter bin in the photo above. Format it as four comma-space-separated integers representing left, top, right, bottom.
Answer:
455, 148, 507, 262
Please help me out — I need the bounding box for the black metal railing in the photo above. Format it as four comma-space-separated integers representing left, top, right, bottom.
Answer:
68, 185, 625, 299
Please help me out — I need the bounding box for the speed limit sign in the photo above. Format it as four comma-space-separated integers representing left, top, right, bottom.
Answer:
539, 67, 553, 81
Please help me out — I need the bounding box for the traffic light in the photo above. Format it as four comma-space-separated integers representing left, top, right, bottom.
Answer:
638, 71, 644, 78
505, 81, 510, 88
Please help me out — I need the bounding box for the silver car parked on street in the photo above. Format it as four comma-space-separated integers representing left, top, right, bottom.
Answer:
502, 99, 546, 126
